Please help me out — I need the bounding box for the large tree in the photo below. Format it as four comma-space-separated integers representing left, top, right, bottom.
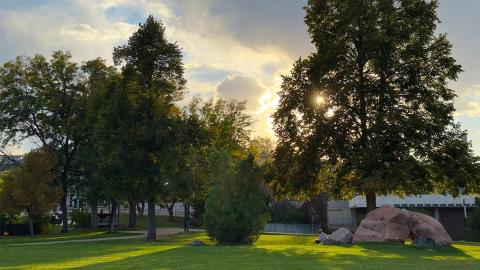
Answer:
184, 98, 253, 222
0, 149, 61, 235
0, 51, 90, 231
75, 58, 118, 229
113, 16, 186, 240
271, 0, 480, 212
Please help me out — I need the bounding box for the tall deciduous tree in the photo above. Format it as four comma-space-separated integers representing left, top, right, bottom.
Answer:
184, 98, 253, 222
113, 16, 186, 240
74, 58, 118, 229
0, 149, 61, 235
271, 0, 480, 212
0, 51, 90, 231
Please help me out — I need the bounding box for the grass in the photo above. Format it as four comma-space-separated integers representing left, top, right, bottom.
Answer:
1, 232, 479, 269
0, 230, 142, 245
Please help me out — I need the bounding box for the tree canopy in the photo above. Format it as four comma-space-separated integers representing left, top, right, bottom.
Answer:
270, 0, 480, 212
0, 149, 61, 235
0, 51, 91, 231
112, 15, 189, 240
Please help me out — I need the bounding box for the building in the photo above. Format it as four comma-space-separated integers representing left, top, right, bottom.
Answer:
0, 155, 22, 171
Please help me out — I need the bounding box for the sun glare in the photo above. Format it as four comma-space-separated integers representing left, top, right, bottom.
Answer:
315, 95, 325, 106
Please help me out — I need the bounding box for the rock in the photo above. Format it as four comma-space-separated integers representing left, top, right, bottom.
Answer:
353, 205, 411, 244
412, 237, 437, 248
190, 240, 205, 246
409, 211, 453, 246
325, 228, 353, 245
353, 205, 453, 247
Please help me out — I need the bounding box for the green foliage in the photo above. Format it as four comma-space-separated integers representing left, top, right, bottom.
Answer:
196, 98, 252, 154
268, 202, 309, 224
270, 0, 480, 206
113, 15, 185, 101
70, 210, 91, 229
0, 149, 61, 235
204, 151, 269, 244
75, 58, 119, 206
0, 149, 61, 217
185, 98, 253, 222
467, 198, 480, 242
0, 51, 95, 231
248, 137, 274, 166
111, 15, 193, 239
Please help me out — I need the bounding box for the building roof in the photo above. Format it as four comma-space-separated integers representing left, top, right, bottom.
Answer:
0, 155, 22, 171
349, 194, 478, 208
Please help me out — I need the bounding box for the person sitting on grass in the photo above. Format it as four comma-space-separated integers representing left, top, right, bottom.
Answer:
315, 229, 328, 244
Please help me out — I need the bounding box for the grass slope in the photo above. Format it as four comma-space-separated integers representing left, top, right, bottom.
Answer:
1, 233, 479, 269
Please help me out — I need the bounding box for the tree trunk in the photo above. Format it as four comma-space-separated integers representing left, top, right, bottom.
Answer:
90, 200, 98, 229
138, 202, 145, 218
27, 210, 34, 236
109, 202, 117, 233
60, 191, 69, 233
129, 200, 136, 228
167, 200, 176, 221
146, 198, 156, 241
366, 192, 377, 213
184, 202, 190, 232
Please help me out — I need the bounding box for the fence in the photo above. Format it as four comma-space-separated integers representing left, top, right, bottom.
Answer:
264, 223, 322, 235
327, 208, 353, 226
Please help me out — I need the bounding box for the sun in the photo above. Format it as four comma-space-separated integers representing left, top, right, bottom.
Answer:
315, 95, 325, 106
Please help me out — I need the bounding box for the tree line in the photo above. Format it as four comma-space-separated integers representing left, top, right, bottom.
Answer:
1, 0, 480, 243
0, 16, 272, 240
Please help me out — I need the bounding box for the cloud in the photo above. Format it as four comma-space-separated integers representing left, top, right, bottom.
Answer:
455, 85, 480, 117
217, 75, 267, 111
59, 22, 136, 42
0, 0, 479, 156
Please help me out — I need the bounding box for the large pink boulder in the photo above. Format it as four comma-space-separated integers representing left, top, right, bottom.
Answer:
353, 205, 453, 246
409, 211, 453, 246
353, 205, 411, 244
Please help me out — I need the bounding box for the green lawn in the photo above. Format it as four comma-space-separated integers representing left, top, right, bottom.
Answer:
1, 232, 479, 269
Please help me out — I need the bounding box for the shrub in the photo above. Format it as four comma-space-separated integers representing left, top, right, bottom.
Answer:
70, 210, 91, 228
204, 151, 269, 244
269, 202, 309, 224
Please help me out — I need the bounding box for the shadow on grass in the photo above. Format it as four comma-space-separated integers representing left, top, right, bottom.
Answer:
75, 244, 479, 270
2, 234, 479, 270
0, 230, 140, 245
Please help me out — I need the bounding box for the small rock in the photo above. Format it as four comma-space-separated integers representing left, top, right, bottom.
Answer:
190, 240, 205, 246
412, 237, 437, 248
324, 228, 353, 245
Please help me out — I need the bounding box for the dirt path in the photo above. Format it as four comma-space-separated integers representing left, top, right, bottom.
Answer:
6, 227, 184, 246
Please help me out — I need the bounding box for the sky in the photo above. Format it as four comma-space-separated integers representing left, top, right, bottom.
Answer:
0, 0, 479, 155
